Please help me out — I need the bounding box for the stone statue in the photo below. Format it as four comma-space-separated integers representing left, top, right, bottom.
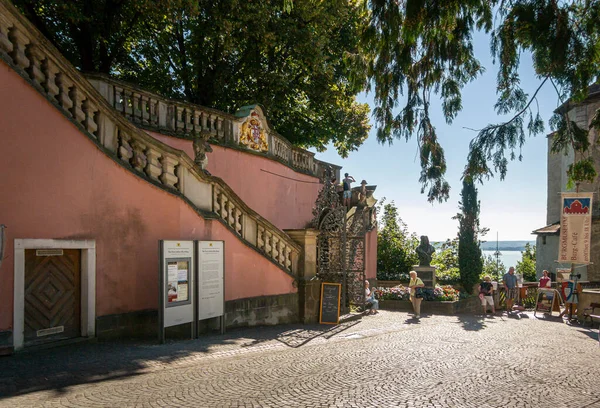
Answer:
193, 130, 213, 171
416, 235, 435, 267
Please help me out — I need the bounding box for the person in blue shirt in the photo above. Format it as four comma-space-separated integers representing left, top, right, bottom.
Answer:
503, 267, 518, 313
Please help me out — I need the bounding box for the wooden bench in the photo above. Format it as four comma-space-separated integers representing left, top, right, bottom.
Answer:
582, 303, 600, 327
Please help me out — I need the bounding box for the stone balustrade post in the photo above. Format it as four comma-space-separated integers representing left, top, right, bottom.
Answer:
159, 154, 179, 188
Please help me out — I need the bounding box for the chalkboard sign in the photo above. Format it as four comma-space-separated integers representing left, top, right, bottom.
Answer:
320, 283, 341, 325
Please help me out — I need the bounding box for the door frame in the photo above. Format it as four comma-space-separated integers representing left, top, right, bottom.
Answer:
13, 239, 96, 351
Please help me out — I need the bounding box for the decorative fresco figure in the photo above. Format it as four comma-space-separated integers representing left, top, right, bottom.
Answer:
416, 235, 435, 267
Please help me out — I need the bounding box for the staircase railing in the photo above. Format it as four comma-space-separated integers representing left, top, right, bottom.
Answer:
0, 0, 299, 275
84, 73, 341, 180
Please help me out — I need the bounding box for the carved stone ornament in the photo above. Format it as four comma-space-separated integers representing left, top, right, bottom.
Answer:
193, 130, 213, 170
239, 111, 268, 152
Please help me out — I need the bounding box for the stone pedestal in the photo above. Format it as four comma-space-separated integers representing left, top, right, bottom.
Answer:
285, 228, 320, 323
413, 265, 436, 288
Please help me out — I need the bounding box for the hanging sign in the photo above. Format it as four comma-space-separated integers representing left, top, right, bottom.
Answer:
159, 240, 195, 343
559, 193, 593, 264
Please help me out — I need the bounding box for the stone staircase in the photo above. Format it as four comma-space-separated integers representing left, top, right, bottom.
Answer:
0, 0, 300, 276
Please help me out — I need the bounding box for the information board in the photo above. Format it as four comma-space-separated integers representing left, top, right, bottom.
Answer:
159, 240, 195, 342
320, 283, 341, 325
197, 241, 225, 321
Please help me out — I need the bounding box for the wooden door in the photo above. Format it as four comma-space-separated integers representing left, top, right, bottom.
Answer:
24, 249, 81, 345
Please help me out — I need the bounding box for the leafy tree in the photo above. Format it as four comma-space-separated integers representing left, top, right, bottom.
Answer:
516, 243, 537, 282
13, 0, 371, 157
376, 200, 419, 280
431, 238, 460, 283
366, 0, 600, 201
481, 254, 506, 282
456, 179, 483, 294
12, 0, 195, 73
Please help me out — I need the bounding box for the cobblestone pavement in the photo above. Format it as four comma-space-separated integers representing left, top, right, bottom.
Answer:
1, 311, 600, 407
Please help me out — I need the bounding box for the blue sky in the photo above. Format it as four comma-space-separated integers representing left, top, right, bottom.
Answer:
311, 31, 559, 242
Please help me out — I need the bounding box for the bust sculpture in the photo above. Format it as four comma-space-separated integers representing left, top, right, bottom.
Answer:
416, 235, 435, 267
193, 130, 213, 171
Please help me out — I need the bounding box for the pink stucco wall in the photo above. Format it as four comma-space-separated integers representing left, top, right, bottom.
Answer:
0, 62, 294, 332
148, 132, 322, 231
365, 227, 378, 280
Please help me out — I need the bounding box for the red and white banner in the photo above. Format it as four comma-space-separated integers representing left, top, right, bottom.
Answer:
559, 193, 593, 264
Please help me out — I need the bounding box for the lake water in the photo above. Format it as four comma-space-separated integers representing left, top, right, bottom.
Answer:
482, 250, 522, 269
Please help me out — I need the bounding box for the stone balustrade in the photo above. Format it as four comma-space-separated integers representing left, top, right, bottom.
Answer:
84, 74, 342, 180
0, 0, 299, 275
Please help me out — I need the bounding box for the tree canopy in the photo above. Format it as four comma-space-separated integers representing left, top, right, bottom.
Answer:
14, 0, 600, 199
13, 0, 371, 157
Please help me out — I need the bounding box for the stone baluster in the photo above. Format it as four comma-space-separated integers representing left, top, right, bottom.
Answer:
113, 86, 122, 111
145, 147, 162, 181
227, 201, 235, 227
133, 92, 142, 122
55, 73, 74, 116
257, 224, 265, 251
69, 86, 86, 125
217, 117, 223, 138
149, 99, 158, 126
141, 95, 149, 124
8, 26, 29, 70
213, 186, 221, 214
201, 112, 208, 132
118, 130, 134, 164
176, 106, 184, 132
25, 44, 45, 88
159, 154, 179, 188
219, 192, 228, 221
41, 59, 59, 101
131, 139, 148, 173
0, 15, 13, 54
235, 208, 243, 235
285, 247, 292, 270
193, 111, 200, 134
265, 231, 272, 254
272, 236, 279, 263
278, 241, 286, 265
82, 99, 98, 136
208, 114, 215, 135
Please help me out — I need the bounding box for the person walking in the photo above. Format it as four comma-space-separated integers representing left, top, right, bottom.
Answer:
342, 173, 355, 207
479, 276, 495, 315
503, 267, 518, 313
409, 270, 425, 319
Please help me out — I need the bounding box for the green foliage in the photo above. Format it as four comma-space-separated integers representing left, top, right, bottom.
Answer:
376, 199, 419, 280
367, 0, 600, 201
481, 254, 506, 282
456, 180, 483, 294
14, 0, 371, 158
516, 243, 537, 282
431, 238, 460, 283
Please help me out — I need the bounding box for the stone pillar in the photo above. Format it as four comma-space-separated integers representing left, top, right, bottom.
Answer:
285, 229, 320, 323
413, 265, 436, 288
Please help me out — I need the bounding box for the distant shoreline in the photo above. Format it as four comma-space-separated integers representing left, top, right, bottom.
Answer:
433, 240, 535, 253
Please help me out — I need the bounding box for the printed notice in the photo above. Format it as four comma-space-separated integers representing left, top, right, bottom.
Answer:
197, 241, 224, 320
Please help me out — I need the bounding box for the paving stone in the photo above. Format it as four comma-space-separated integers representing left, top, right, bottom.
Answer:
0, 312, 599, 407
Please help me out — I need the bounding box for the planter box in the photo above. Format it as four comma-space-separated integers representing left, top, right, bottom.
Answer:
379, 296, 481, 315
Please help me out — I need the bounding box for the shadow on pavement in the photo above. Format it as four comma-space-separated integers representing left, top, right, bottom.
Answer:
456, 314, 487, 331
0, 320, 366, 400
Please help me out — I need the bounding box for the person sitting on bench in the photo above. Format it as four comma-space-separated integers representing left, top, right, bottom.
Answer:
365, 280, 379, 315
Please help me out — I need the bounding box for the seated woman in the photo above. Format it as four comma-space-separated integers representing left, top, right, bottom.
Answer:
365, 280, 379, 315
